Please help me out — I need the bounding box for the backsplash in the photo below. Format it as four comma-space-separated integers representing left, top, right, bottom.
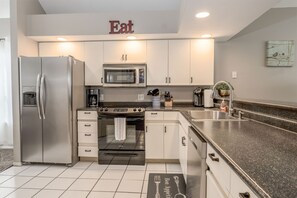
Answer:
233, 100, 297, 134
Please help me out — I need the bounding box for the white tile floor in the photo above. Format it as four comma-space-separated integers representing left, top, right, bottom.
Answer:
0, 162, 182, 198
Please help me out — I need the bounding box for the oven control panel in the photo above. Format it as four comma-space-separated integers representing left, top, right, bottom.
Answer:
98, 107, 145, 113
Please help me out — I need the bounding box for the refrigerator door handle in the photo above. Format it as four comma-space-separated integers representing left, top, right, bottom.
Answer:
40, 74, 46, 119
36, 73, 42, 119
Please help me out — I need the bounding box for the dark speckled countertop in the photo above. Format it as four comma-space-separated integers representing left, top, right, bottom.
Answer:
186, 116, 297, 198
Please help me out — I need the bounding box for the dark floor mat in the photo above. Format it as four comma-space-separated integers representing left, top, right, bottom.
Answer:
147, 173, 186, 198
0, 149, 13, 172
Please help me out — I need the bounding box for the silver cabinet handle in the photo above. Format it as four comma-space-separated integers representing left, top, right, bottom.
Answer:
101, 77, 103, 83
84, 112, 91, 114
239, 192, 250, 198
36, 73, 41, 119
145, 126, 148, 133
165, 77, 168, 83
121, 54, 124, 61
208, 153, 219, 162
164, 126, 167, 133
40, 74, 46, 119
169, 77, 171, 83
182, 136, 186, 146
191, 77, 193, 83
151, 112, 158, 115
84, 134, 92, 136
84, 124, 91, 127
85, 150, 91, 152
190, 138, 198, 150
125, 54, 127, 61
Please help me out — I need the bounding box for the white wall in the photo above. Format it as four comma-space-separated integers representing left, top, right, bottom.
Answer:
10, 0, 45, 164
0, 0, 10, 18
215, 8, 297, 103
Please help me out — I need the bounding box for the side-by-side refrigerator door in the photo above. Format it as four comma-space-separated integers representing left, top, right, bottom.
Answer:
41, 57, 72, 164
19, 57, 43, 163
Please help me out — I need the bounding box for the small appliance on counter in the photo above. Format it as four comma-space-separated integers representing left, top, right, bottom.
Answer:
86, 88, 100, 107
164, 91, 173, 107
204, 89, 214, 108
193, 88, 204, 107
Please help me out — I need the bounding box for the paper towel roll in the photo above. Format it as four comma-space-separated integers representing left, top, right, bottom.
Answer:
204, 89, 214, 108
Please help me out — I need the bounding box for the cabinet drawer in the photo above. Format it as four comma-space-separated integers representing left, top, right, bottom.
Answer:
78, 121, 97, 133
145, 111, 164, 120
78, 111, 97, 120
78, 132, 98, 144
78, 146, 98, 157
230, 171, 258, 198
207, 144, 231, 195
164, 111, 179, 120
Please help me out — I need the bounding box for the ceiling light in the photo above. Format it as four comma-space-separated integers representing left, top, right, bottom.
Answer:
201, 34, 212, 38
57, 37, 67, 41
195, 12, 210, 18
127, 36, 136, 40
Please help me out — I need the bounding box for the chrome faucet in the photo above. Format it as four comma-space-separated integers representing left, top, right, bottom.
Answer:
212, 81, 234, 116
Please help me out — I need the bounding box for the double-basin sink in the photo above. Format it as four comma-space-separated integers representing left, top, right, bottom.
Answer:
186, 110, 244, 121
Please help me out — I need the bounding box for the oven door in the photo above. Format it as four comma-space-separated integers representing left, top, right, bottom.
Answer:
98, 113, 145, 165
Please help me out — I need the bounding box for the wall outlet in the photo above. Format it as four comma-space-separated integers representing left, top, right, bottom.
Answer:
138, 94, 144, 101
232, 71, 237, 79
100, 94, 104, 101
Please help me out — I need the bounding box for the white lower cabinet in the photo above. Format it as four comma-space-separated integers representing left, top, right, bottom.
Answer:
77, 110, 98, 158
207, 170, 228, 198
206, 144, 259, 198
145, 111, 179, 160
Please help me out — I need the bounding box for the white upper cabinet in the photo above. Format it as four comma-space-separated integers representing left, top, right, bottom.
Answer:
103, 41, 146, 63
146, 40, 168, 85
84, 42, 104, 86
168, 40, 191, 85
190, 39, 214, 85
39, 42, 84, 61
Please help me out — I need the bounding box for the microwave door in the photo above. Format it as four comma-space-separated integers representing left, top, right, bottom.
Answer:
104, 69, 136, 86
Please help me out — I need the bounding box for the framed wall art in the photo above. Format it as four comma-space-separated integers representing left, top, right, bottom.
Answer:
266, 40, 295, 67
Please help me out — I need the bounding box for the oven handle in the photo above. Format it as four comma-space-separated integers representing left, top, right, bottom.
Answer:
104, 152, 139, 157
98, 115, 144, 120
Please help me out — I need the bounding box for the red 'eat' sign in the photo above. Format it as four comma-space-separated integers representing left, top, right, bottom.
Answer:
109, 20, 134, 34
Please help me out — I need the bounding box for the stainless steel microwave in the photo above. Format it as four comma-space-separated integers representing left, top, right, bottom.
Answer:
102, 64, 147, 87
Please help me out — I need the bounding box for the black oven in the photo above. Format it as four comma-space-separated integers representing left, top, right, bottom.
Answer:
98, 107, 145, 165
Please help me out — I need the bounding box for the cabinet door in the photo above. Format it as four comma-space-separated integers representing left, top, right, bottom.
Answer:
164, 123, 179, 159
124, 41, 146, 63
168, 40, 190, 85
103, 41, 125, 63
145, 123, 164, 159
39, 42, 84, 61
230, 171, 258, 198
179, 125, 188, 181
190, 39, 214, 85
84, 42, 104, 85
146, 40, 168, 85
207, 171, 228, 198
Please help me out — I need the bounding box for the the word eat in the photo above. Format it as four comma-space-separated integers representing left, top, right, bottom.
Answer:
109, 20, 134, 34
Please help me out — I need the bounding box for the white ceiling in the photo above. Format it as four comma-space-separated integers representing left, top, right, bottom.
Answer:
33, 0, 293, 42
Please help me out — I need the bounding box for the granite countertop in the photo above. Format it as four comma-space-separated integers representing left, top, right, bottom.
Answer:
185, 115, 297, 198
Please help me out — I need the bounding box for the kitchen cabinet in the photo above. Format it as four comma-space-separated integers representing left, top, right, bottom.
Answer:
146, 40, 168, 85
206, 143, 258, 198
145, 111, 179, 160
39, 42, 84, 61
178, 113, 191, 181
103, 41, 146, 63
77, 110, 98, 158
190, 39, 214, 85
168, 40, 191, 85
84, 42, 104, 86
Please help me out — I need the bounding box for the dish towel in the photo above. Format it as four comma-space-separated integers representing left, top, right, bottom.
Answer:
114, 117, 126, 141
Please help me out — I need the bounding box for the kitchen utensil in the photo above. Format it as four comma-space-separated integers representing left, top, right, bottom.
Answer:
173, 176, 186, 198
152, 88, 159, 96
154, 175, 161, 198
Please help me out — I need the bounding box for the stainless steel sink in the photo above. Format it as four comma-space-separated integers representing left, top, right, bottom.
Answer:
187, 110, 236, 120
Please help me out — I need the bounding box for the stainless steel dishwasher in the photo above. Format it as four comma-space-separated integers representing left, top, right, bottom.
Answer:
187, 126, 207, 198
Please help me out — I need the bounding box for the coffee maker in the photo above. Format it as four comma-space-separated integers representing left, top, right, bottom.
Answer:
193, 88, 204, 107
86, 88, 100, 107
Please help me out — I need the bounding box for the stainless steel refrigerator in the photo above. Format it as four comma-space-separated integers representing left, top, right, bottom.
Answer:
19, 56, 85, 165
